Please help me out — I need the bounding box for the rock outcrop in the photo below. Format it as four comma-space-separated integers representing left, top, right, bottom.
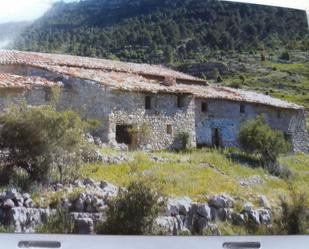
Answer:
0, 181, 273, 235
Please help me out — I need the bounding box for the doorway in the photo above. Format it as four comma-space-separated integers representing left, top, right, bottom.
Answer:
116, 125, 132, 145
212, 128, 220, 148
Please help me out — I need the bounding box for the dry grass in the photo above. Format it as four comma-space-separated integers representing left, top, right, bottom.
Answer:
81, 148, 309, 206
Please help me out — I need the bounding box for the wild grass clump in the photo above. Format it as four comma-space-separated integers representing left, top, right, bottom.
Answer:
175, 131, 190, 150
272, 189, 309, 235
36, 207, 74, 234
95, 181, 163, 235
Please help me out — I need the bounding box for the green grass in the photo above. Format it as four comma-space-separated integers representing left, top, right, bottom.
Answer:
223, 51, 309, 110
81, 148, 309, 206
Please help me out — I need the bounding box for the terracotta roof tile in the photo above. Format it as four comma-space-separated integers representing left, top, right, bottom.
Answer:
0, 50, 303, 110
0, 73, 60, 89
0, 50, 205, 83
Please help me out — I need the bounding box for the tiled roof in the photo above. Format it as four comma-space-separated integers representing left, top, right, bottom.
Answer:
0, 73, 59, 89
0, 50, 205, 83
0, 50, 303, 110
41, 65, 302, 110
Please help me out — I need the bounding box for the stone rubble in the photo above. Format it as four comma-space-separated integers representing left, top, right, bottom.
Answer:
0, 181, 273, 235
239, 176, 263, 187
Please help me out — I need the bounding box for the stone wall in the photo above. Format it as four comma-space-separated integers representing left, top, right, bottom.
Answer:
0, 87, 52, 111
56, 77, 196, 150
0, 64, 307, 151
195, 98, 308, 152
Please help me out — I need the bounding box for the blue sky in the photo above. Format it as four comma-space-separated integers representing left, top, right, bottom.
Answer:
0, 0, 308, 24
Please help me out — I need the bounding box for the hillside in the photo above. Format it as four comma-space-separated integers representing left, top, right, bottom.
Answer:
12, 0, 308, 64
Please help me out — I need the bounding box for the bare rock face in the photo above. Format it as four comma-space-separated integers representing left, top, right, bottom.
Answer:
4, 208, 52, 233
208, 194, 235, 209
259, 195, 271, 209
71, 212, 104, 234
155, 216, 183, 235
166, 197, 193, 216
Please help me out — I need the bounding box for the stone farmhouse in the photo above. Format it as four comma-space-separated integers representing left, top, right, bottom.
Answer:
0, 50, 308, 152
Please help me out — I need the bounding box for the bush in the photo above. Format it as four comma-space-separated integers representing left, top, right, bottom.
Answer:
238, 115, 290, 165
229, 81, 242, 89
36, 207, 75, 234
0, 104, 87, 185
176, 131, 190, 150
239, 75, 246, 84
217, 75, 223, 83
273, 190, 309, 235
279, 50, 290, 61
128, 123, 151, 150
96, 181, 162, 235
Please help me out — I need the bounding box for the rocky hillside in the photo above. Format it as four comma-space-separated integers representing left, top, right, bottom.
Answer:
1, 133, 307, 235
0, 179, 272, 235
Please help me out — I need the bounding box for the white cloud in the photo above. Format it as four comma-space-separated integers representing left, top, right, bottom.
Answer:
0, 0, 75, 23
222, 0, 309, 11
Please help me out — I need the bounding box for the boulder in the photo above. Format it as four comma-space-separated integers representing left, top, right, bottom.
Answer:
155, 216, 183, 235
231, 212, 246, 226
243, 202, 254, 212
259, 195, 270, 209
99, 181, 118, 197
74, 198, 84, 212
167, 197, 192, 216
258, 209, 272, 224
5, 189, 19, 200
3, 199, 15, 209
245, 210, 261, 226
208, 194, 235, 209
74, 217, 94, 234
196, 204, 211, 220
24, 198, 35, 208
5, 207, 51, 232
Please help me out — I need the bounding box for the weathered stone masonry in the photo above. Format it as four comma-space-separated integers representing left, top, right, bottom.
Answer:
0, 50, 307, 152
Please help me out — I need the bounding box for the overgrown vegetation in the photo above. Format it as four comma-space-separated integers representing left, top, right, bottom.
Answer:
96, 181, 162, 235
128, 123, 151, 150
0, 104, 88, 188
238, 115, 290, 168
176, 131, 190, 150
273, 189, 309, 235
36, 207, 75, 234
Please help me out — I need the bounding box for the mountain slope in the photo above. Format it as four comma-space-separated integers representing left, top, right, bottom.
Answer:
12, 0, 308, 64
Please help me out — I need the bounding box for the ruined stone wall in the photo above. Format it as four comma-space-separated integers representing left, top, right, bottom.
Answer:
195, 98, 308, 152
0, 87, 51, 111
56, 77, 196, 150
0, 64, 307, 151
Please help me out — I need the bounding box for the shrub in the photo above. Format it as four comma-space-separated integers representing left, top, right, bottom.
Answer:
229, 81, 242, 89
95, 181, 162, 235
0, 225, 15, 233
239, 75, 246, 84
176, 131, 190, 150
0, 104, 87, 185
128, 123, 151, 150
279, 50, 290, 61
36, 208, 75, 234
238, 115, 290, 165
273, 190, 309, 235
217, 75, 223, 83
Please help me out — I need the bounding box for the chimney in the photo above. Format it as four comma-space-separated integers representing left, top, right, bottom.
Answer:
163, 76, 176, 86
